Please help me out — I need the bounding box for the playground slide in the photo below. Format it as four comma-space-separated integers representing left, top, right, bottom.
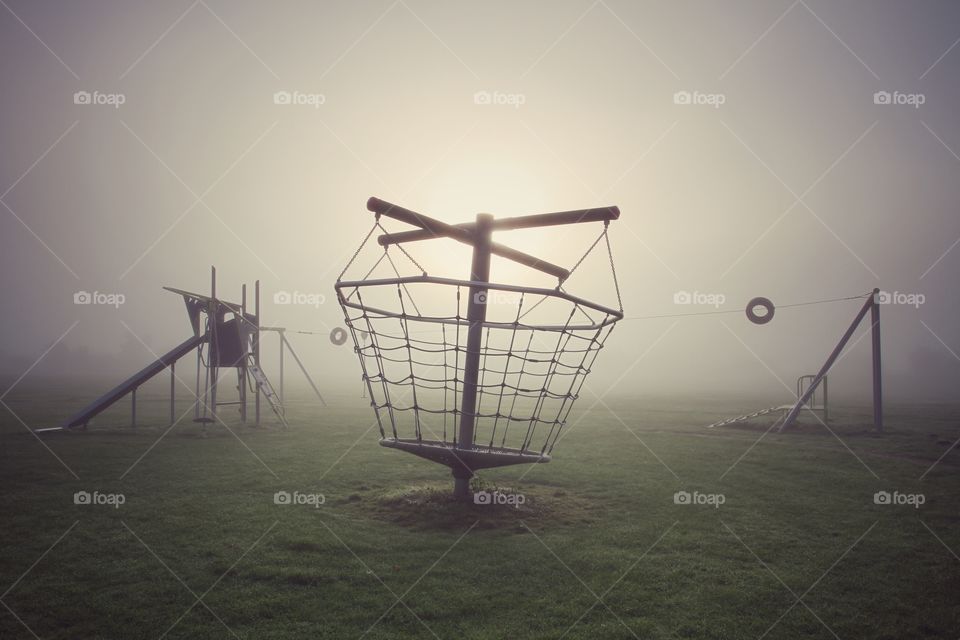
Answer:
59, 334, 206, 429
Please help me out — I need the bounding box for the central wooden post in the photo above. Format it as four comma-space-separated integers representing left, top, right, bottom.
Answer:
454, 213, 493, 501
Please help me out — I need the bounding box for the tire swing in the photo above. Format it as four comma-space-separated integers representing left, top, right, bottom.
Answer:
746, 297, 775, 325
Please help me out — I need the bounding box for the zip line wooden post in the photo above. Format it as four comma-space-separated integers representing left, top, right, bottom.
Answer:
871, 288, 883, 432
279, 329, 285, 404
170, 361, 175, 425
780, 290, 882, 432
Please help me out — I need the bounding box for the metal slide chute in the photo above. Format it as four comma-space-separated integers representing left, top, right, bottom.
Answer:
58, 334, 206, 430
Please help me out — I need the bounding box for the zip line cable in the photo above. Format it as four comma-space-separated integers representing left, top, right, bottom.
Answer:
278, 294, 874, 338
620, 292, 873, 322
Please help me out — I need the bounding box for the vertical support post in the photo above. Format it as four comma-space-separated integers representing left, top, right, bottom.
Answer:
209, 266, 218, 422
254, 280, 261, 426
822, 375, 829, 424
240, 283, 248, 424
279, 330, 285, 404
871, 288, 883, 432
454, 213, 493, 501
780, 294, 875, 431
195, 344, 201, 420
170, 361, 176, 425
131, 387, 137, 427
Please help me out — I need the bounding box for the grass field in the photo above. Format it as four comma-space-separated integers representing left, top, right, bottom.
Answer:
1, 381, 958, 639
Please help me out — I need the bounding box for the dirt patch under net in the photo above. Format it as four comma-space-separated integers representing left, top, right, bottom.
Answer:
341, 482, 600, 532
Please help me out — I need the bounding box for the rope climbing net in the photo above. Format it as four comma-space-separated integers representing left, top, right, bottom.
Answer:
335, 199, 623, 473
338, 277, 622, 463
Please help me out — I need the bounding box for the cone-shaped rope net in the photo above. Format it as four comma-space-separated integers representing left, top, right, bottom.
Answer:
335, 217, 623, 471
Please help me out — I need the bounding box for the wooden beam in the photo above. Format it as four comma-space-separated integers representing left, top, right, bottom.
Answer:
871, 289, 883, 432
366, 197, 570, 280
380, 206, 620, 245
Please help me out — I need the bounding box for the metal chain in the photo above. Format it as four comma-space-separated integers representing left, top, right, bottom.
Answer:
603, 222, 623, 312
337, 215, 381, 282
337, 214, 429, 282
379, 221, 428, 276
562, 226, 607, 285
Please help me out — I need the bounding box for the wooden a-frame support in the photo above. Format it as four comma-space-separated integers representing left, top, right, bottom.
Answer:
779, 288, 883, 432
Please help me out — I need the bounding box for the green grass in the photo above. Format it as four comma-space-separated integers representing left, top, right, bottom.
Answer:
1, 384, 958, 639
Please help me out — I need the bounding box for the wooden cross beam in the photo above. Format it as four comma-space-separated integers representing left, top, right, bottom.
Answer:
366, 197, 619, 281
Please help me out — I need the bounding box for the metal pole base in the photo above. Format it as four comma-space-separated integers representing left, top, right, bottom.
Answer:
452, 469, 473, 502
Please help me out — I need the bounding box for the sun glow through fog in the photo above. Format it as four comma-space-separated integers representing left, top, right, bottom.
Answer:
412, 157, 607, 289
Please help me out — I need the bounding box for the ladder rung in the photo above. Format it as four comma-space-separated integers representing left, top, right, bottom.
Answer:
246, 360, 288, 427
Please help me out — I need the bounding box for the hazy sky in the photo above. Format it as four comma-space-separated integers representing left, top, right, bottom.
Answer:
1, 0, 958, 403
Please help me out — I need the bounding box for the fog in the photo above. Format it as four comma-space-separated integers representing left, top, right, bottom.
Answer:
1, 0, 958, 407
